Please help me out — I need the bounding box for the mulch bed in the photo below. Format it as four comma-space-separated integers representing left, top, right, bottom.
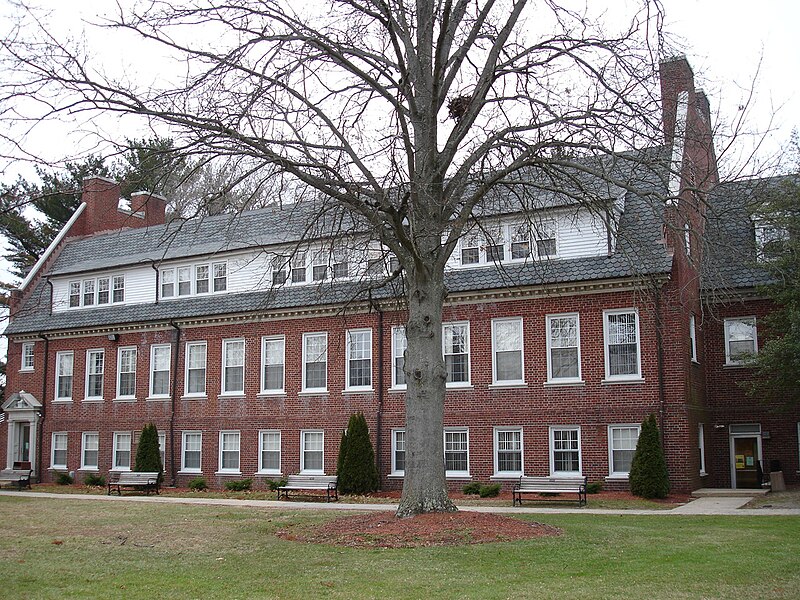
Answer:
276, 511, 562, 548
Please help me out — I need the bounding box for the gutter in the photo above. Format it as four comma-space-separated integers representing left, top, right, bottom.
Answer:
168, 321, 181, 487
375, 304, 384, 489
37, 334, 49, 483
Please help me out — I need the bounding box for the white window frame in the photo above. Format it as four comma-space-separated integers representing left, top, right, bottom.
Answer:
112, 275, 125, 303
218, 431, 241, 474
302, 332, 328, 393
724, 316, 758, 365
603, 308, 642, 381
345, 329, 373, 391
82, 278, 95, 306
177, 265, 192, 296
97, 277, 110, 305
20, 342, 34, 371
549, 426, 582, 477
51, 432, 68, 469
55, 351, 74, 401
443, 321, 471, 388
699, 423, 706, 476
533, 220, 558, 259
212, 262, 227, 292
85, 348, 105, 401
260, 336, 285, 394
391, 326, 407, 390
689, 314, 698, 363
684, 222, 692, 258
391, 429, 406, 476
158, 431, 166, 469
221, 338, 246, 395
546, 313, 582, 383
258, 430, 282, 474
184, 342, 207, 397
69, 281, 81, 307
160, 268, 175, 298
112, 432, 132, 471
493, 427, 524, 477
491, 318, 525, 385
608, 424, 641, 478
181, 431, 203, 473
116, 347, 137, 400
300, 430, 325, 474
81, 432, 99, 470
149, 344, 171, 398
444, 428, 470, 478
755, 220, 790, 262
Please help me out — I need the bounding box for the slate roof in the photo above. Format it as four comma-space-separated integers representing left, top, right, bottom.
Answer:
6, 148, 676, 336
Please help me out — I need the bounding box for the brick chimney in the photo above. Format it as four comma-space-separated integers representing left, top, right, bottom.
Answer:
70, 176, 167, 237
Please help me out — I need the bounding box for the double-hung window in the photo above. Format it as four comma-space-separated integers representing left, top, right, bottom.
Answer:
550, 426, 581, 476
259, 431, 281, 474
261, 336, 285, 393
391, 429, 406, 475
291, 252, 307, 283
443, 322, 470, 386
221, 339, 245, 395
85, 349, 105, 400
160, 269, 175, 298
608, 425, 640, 477
97, 278, 110, 304
346, 329, 372, 390
485, 227, 505, 262
444, 429, 469, 477
391, 326, 407, 389
724, 317, 757, 365
312, 251, 328, 281
271, 256, 289, 285
181, 431, 202, 472
83, 279, 95, 306
69, 282, 81, 307
55, 351, 74, 401
332, 251, 349, 279
195, 265, 210, 294
494, 428, 523, 476
113, 432, 131, 470
150, 345, 171, 397
212, 262, 227, 292
604, 309, 641, 380
112, 276, 125, 303
81, 432, 99, 470
51, 432, 68, 469
177, 266, 192, 296
492, 318, 524, 384
547, 313, 581, 382
510, 224, 531, 260
460, 232, 480, 265
218, 431, 240, 473
185, 342, 207, 396
689, 314, 698, 363
158, 432, 166, 468
698, 424, 706, 475
302, 333, 327, 392
301, 431, 324, 473
534, 221, 557, 258
116, 347, 137, 399
21, 342, 34, 371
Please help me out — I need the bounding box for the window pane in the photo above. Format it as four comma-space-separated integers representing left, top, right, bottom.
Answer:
393, 327, 407, 386
445, 431, 468, 472
497, 430, 522, 472
607, 312, 638, 376
261, 432, 280, 471
303, 432, 324, 471
213, 263, 227, 292
394, 430, 405, 472
263, 338, 285, 391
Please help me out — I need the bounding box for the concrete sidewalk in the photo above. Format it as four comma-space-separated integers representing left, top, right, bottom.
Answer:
1, 490, 799, 516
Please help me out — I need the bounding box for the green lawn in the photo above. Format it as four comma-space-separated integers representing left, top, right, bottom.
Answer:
1, 496, 798, 599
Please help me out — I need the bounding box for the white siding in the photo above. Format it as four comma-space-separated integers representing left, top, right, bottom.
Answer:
52, 266, 156, 313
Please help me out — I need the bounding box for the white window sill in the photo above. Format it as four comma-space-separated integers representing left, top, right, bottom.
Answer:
551, 472, 583, 478
388, 387, 407, 393
388, 472, 405, 479
52, 399, 73, 404
601, 377, 644, 385
298, 390, 328, 396
255, 471, 283, 476
77, 468, 100, 472
544, 380, 585, 387
342, 388, 374, 395
445, 384, 473, 391
723, 363, 751, 369
180, 395, 208, 401
445, 473, 471, 480
699, 471, 708, 477
691, 359, 700, 365
19, 368, 34, 373
82, 398, 104, 403
490, 473, 522, 480
218, 393, 245, 399
178, 469, 202, 475
48, 466, 68, 472
110, 468, 131, 473
488, 382, 527, 389
605, 474, 630, 481
257, 391, 286, 398
299, 470, 326, 476
146, 396, 170, 402
214, 471, 242, 476
113, 397, 137, 403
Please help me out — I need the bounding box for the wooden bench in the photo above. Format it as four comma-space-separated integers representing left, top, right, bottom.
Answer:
107, 471, 160, 496
277, 475, 338, 502
0, 465, 32, 490
512, 476, 588, 506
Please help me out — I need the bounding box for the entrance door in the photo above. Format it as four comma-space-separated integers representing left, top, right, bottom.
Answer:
733, 437, 760, 489
13, 423, 31, 463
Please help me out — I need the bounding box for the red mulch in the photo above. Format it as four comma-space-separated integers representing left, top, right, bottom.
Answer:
276, 511, 562, 548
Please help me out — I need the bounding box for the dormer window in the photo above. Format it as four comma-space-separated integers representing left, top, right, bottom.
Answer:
159, 261, 227, 300
291, 252, 307, 283
332, 250, 349, 279
312, 251, 329, 281
195, 265, 209, 294
486, 227, 505, 262
272, 255, 289, 285
67, 275, 125, 308
754, 220, 789, 262
460, 232, 480, 265
510, 225, 531, 259
97, 278, 110, 304
178, 266, 192, 296
534, 221, 557, 258
161, 269, 175, 298
213, 263, 227, 291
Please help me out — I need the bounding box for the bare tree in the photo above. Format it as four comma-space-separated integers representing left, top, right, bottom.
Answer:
0, 0, 674, 516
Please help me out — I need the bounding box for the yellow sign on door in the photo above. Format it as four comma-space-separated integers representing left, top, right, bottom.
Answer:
735, 455, 745, 469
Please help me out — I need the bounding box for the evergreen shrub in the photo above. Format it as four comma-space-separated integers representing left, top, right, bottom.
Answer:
134, 423, 164, 483
629, 414, 670, 499
337, 412, 379, 495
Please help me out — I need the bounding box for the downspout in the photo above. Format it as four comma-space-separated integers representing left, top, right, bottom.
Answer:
370, 297, 385, 489
37, 334, 50, 483
151, 263, 160, 305
168, 321, 181, 487
653, 286, 667, 445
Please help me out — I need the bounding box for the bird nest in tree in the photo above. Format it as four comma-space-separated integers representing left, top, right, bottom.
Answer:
276, 511, 561, 548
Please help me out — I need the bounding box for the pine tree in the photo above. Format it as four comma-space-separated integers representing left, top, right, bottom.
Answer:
134, 423, 164, 483
336, 427, 349, 477
337, 413, 378, 495
629, 414, 670, 499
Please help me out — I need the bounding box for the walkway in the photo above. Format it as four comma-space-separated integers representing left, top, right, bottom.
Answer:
1, 490, 799, 516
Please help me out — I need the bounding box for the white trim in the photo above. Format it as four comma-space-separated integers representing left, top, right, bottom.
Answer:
608, 424, 640, 477
300, 430, 325, 474
545, 312, 582, 383
345, 328, 373, 391
81, 432, 99, 470
184, 341, 207, 396
55, 351, 74, 402
258, 430, 281, 475
443, 321, 471, 387
603, 308, 641, 381
724, 316, 758, 366
84, 348, 105, 401
221, 338, 245, 395
19, 202, 86, 291
112, 431, 132, 471
218, 430, 241, 474
698, 423, 707, 475
689, 314, 698, 363
391, 428, 405, 476
443, 427, 470, 478
491, 317, 525, 385
116, 346, 137, 400
149, 344, 171, 398
549, 425, 582, 477
728, 423, 762, 490
20, 342, 35, 372
260, 335, 285, 394
181, 430, 203, 473
51, 431, 68, 470
302, 332, 328, 393
391, 326, 407, 390
493, 426, 523, 477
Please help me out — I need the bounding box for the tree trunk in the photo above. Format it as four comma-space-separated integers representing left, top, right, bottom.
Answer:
396, 267, 457, 517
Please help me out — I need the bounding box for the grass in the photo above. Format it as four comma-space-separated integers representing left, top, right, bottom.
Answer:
1, 496, 798, 599
29, 484, 682, 509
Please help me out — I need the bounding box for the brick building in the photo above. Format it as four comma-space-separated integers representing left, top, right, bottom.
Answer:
2, 58, 797, 493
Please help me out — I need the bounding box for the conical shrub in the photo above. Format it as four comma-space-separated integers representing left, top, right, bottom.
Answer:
629, 414, 670, 499
337, 412, 379, 495
134, 423, 163, 483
